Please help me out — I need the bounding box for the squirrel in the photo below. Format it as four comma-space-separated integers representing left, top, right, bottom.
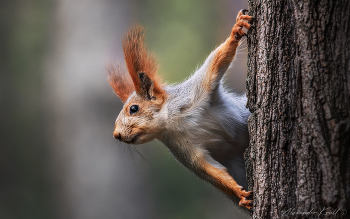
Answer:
108, 10, 253, 211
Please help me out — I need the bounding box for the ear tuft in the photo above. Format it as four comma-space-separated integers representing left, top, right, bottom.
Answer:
123, 26, 165, 98
107, 62, 135, 103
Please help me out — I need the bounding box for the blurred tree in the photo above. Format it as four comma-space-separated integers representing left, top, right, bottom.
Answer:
246, 0, 350, 218
0, 0, 54, 218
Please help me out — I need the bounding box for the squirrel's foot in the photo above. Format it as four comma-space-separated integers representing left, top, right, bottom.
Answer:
232, 9, 253, 41
239, 197, 253, 210
238, 187, 253, 210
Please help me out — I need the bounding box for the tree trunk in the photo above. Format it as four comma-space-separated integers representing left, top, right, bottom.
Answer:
245, 0, 350, 218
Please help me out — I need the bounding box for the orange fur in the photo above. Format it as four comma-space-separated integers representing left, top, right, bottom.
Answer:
200, 156, 253, 209
204, 11, 250, 91
108, 26, 166, 102
210, 39, 237, 81
203, 38, 238, 91
107, 62, 134, 103
211, 38, 238, 72
122, 26, 165, 97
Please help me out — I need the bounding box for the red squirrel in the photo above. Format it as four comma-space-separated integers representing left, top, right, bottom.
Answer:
108, 10, 253, 211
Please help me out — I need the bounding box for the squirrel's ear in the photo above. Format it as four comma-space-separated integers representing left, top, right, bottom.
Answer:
107, 63, 135, 103
137, 72, 155, 100
122, 26, 166, 101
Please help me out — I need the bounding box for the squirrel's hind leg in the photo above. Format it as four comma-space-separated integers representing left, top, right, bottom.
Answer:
198, 154, 253, 210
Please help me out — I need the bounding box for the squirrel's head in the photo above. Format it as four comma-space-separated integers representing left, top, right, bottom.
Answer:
108, 26, 167, 144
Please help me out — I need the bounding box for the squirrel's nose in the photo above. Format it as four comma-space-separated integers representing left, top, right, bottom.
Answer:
113, 131, 121, 140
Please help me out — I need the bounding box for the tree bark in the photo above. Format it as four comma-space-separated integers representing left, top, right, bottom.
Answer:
245, 0, 350, 218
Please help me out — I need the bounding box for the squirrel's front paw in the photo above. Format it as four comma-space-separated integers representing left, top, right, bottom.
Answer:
231, 9, 253, 41
238, 187, 253, 210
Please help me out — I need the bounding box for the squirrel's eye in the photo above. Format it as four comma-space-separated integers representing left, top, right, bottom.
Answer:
129, 105, 139, 115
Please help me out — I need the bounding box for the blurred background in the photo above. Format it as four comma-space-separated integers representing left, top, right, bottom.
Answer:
0, 0, 249, 218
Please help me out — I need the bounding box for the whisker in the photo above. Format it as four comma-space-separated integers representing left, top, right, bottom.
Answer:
153, 140, 163, 155
117, 140, 123, 154
240, 37, 247, 45
131, 145, 150, 166
237, 49, 247, 53
126, 144, 136, 165
237, 46, 248, 52
116, 140, 124, 154
237, 47, 247, 51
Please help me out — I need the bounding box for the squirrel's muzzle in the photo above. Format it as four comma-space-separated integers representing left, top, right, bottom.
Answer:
113, 131, 121, 140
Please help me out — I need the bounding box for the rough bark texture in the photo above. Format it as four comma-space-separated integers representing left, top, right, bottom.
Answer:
245, 0, 350, 218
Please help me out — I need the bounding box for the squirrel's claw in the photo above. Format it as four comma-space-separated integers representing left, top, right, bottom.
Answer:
240, 188, 253, 198
240, 9, 249, 15
236, 9, 253, 22
232, 10, 253, 40
239, 9, 256, 21
238, 187, 253, 210
239, 197, 253, 210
